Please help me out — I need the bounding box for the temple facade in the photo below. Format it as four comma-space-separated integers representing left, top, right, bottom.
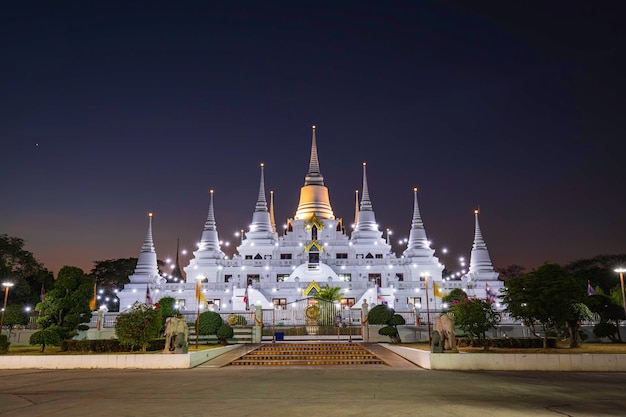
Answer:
117, 126, 502, 317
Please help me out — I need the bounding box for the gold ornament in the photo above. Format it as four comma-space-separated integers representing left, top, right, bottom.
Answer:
305, 305, 320, 321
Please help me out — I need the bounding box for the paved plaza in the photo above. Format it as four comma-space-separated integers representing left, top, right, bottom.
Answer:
1, 364, 625, 417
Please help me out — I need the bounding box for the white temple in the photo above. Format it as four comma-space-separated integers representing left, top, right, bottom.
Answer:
117, 126, 501, 316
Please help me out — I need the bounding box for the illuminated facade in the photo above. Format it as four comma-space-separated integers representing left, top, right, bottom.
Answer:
118, 127, 502, 316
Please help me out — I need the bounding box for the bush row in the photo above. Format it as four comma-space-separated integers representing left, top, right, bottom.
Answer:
0, 334, 9, 354
61, 338, 166, 353
456, 337, 557, 349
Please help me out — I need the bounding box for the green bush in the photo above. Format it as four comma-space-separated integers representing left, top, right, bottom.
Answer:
61, 338, 166, 352
30, 328, 62, 352
197, 311, 223, 336
456, 337, 557, 349
368, 304, 405, 342
593, 322, 618, 340
216, 324, 234, 344
156, 296, 177, 330
115, 302, 162, 352
0, 334, 9, 354
368, 305, 394, 324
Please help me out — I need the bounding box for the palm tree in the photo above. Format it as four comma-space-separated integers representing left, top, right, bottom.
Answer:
313, 285, 343, 303
312, 285, 343, 326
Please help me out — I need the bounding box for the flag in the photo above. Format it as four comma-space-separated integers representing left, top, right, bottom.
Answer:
485, 285, 496, 303
376, 286, 387, 305
587, 281, 596, 296
434, 282, 446, 298
40, 284, 45, 303
146, 285, 153, 306
195, 280, 206, 304
243, 286, 249, 310
88, 282, 97, 311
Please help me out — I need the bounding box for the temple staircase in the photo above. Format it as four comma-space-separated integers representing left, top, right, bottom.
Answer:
228, 342, 385, 366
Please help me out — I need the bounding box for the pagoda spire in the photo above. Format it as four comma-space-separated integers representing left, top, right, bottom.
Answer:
132, 212, 159, 278
170, 238, 185, 281
353, 189, 359, 228
304, 125, 324, 186
255, 163, 268, 212
359, 163, 373, 212
352, 163, 382, 239
196, 190, 224, 256
141, 212, 155, 253
468, 209, 497, 275
403, 188, 432, 255
204, 189, 217, 231
294, 126, 335, 220
248, 163, 273, 234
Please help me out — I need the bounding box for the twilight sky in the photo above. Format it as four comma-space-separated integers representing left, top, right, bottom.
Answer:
2, 1, 625, 276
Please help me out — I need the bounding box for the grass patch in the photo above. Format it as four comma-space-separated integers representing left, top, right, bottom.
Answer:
399, 341, 626, 354
5, 343, 229, 355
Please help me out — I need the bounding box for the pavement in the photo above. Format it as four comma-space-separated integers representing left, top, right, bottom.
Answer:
1, 344, 626, 417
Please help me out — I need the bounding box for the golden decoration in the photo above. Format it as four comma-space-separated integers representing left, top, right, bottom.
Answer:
305, 305, 320, 321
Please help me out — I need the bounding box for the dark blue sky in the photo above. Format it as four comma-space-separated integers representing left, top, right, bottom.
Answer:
2, 1, 625, 275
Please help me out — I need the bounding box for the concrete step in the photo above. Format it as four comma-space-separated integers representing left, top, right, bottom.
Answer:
229, 343, 386, 366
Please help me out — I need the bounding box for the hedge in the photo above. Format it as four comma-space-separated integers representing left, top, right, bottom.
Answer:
456, 337, 557, 349
61, 338, 166, 353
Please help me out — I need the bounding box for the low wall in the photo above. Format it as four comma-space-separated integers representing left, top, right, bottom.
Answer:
382, 344, 626, 372
0, 345, 240, 370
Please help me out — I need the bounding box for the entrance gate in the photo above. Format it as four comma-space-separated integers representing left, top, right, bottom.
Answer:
265, 298, 361, 341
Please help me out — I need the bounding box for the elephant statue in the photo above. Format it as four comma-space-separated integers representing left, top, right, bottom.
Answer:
433, 313, 457, 352
163, 316, 189, 354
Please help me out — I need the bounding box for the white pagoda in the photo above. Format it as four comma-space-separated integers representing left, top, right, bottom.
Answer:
118, 126, 500, 317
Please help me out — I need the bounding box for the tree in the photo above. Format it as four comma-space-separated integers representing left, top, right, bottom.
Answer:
313, 285, 343, 302
197, 311, 223, 337
2, 304, 29, 327
586, 293, 625, 342
496, 264, 526, 281
442, 288, 468, 307
36, 266, 93, 340
156, 296, 177, 331
564, 302, 593, 348
89, 258, 136, 291
566, 254, 626, 293
451, 298, 500, 350
0, 234, 54, 308
501, 263, 586, 348
115, 302, 162, 352
29, 327, 62, 352
368, 304, 406, 343
312, 285, 343, 326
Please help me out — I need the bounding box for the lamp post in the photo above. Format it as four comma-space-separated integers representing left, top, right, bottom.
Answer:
615, 268, 626, 319
1, 282, 14, 334
421, 273, 431, 344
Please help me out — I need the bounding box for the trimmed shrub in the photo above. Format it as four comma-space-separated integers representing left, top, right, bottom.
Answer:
197, 311, 223, 336
593, 322, 618, 340
0, 334, 9, 354
61, 338, 165, 353
368, 305, 394, 324
216, 324, 234, 344
456, 337, 557, 349
115, 302, 162, 352
30, 328, 62, 352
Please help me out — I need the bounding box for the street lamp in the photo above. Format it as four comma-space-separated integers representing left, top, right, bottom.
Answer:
614, 268, 626, 318
0, 282, 15, 334
421, 273, 432, 344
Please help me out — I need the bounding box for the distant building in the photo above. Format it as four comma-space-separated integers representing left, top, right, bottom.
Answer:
118, 126, 502, 319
